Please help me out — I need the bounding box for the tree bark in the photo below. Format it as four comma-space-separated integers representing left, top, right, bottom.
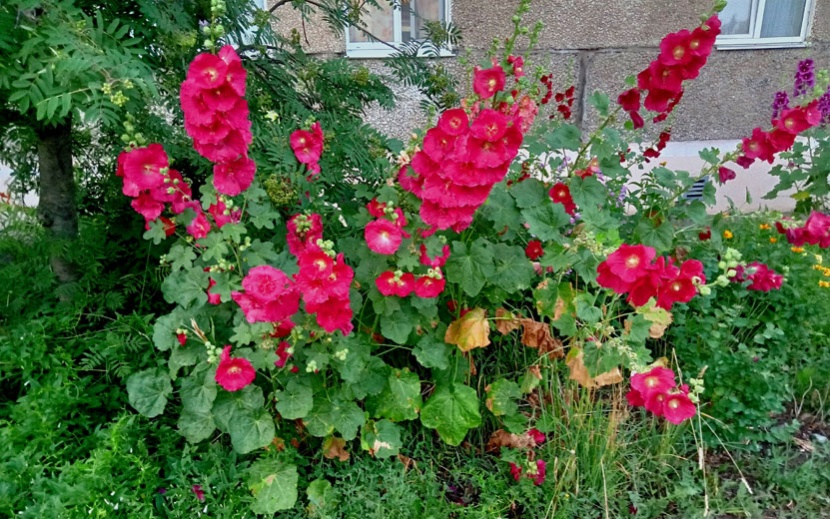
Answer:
36, 118, 78, 285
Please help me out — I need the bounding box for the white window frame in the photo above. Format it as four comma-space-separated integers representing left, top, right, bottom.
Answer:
345, 1, 453, 59
716, 0, 815, 50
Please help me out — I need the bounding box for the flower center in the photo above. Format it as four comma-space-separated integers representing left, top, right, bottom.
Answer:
228, 366, 241, 375
488, 78, 497, 90
668, 399, 680, 409
672, 46, 685, 60
625, 255, 640, 269
644, 376, 658, 388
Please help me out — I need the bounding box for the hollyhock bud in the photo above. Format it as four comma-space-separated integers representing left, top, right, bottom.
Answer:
718, 166, 736, 183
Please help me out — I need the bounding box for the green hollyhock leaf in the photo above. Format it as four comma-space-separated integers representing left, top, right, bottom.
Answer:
221, 223, 246, 244
553, 313, 577, 336
126, 368, 172, 418
230, 320, 274, 346
143, 218, 168, 244
177, 408, 215, 443
246, 459, 298, 514
242, 239, 281, 266
410, 295, 438, 319
197, 231, 230, 263
491, 243, 535, 294
569, 175, 607, 209
247, 199, 281, 230
635, 219, 674, 252
510, 178, 547, 209
380, 309, 417, 344
360, 419, 402, 459
167, 244, 196, 271
575, 295, 602, 324
413, 333, 450, 370
546, 124, 582, 151
229, 408, 275, 454
370, 291, 401, 317
420, 383, 481, 446
168, 343, 204, 379
349, 357, 389, 399
180, 365, 218, 413
481, 183, 522, 230
367, 369, 422, 422
503, 412, 529, 434
485, 378, 521, 417
588, 91, 610, 117
212, 384, 264, 433
445, 238, 496, 297
161, 268, 209, 309
307, 479, 334, 510
522, 203, 570, 241
208, 270, 233, 302
274, 379, 314, 420
305, 399, 365, 440
153, 312, 181, 352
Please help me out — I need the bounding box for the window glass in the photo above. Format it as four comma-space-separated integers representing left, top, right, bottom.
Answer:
719, 0, 752, 35
348, 3, 395, 43
760, 0, 807, 37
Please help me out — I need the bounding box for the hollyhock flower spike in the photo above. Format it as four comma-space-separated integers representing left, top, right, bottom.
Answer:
215, 345, 256, 391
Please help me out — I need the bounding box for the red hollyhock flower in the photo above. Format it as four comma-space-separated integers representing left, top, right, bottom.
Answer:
207, 277, 221, 305
629, 110, 645, 129
662, 392, 696, 424
365, 219, 403, 255
549, 182, 576, 216
644, 391, 668, 416
213, 155, 255, 196
659, 30, 694, 67
509, 462, 522, 481
188, 53, 228, 90
741, 127, 775, 163
532, 459, 547, 486
617, 88, 641, 112
186, 210, 211, 240
290, 128, 323, 165
776, 106, 815, 135
414, 274, 445, 298
698, 227, 711, 241
804, 211, 830, 247
215, 345, 256, 391
218, 45, 247, 96
631, 366, 676, 399
423, 127, 458, 162
438, 108, 470, 136
275, 340, 292, 368
508, 55, 525, 77
525, 240, 544, 261
473, 65, 506, 99
470, 109, 509, 142
131, 191, 165, 222
689, 15, 721, 56
626, 389, 645, 407
527, 428, 546, 445
603, 244, 657, 284
375, 271, 400, 297
306, 296, 353, 335
366, 198, 387, 218
718, 166, 736, 183
191, 484, 206, 502
734, 262, 783, 292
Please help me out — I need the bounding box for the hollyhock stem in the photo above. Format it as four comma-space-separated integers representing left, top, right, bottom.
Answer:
571, 105, 623, 175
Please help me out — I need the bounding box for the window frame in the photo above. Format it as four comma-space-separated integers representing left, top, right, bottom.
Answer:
716, 0, 815, 50
345, 1, 453, 59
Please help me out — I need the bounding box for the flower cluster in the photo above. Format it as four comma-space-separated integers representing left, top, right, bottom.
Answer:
737, 101, 822, 167
290, 214, 354, 335
617, 15, 720, 127
215, 345, 257, 392
643, 130, 672, 161
596, 244, 706, 310
626, 366, 696, 425
771, 91, 790, 121
732, 261, 784, 292
508, 428, 547, 486
399, 64, 525, 232
793, 58, 815, 98
232, 265, 300, 324
289, 122, 324, 175
116, 143, 200, 237
180, 45, 255, 196
776, 211, 830, 248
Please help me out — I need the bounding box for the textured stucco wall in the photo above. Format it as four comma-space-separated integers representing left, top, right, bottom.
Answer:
267, 0, 830, 141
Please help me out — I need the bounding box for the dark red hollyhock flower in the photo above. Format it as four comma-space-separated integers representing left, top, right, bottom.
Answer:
618, 88, 641, 112
549, 182, 576, 216
525, 239, 544, 261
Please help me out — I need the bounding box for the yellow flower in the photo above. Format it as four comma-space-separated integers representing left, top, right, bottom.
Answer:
723, 230, 733, 239
769, 237, 777, 243
819, 281, 830, 288
759, 223, 771, 230
792, 247, 805, 253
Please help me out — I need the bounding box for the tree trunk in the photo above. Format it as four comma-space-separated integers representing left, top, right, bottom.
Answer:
36, 118, 78, 285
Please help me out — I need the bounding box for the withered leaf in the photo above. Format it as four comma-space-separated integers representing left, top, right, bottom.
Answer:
445, 308, 491, 352
565, 348, 623, 388
518, 318, 564, 358
495, 308, 522, 335
322, 436, 349, 462
486, 429, 539, 453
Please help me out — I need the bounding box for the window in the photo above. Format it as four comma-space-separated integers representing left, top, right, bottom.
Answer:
346, 0, 452, 58
716, 0, 814, 49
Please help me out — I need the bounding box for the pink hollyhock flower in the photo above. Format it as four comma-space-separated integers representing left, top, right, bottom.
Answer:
527, 428, 546, 445
470, 109, 509, 142
532, 459, 547, 486
243, 265, 295, 302
375, 271, 400, 297
776, 106, 816, 135
804, 211, 830, 247
191, 484, 206, 502
423, 127, 457, 163
194, 129, 250, 163
231, 291, 300, 324
617, 88, 641, 112
768, 128, 797, 152
473, 65, 506, 99
734, 262, 783, 291
275, 341, 292, 368
644, 391, 668, 416
718, 166, 736, 183
629, 256, 679, 307
187, 53, 228, 90
513, 95, 538, 133
626, 389, 645, 407
199, 83, 240, 113
419, 200, 476, 232
657, 276, 696, 310
549, 182, 577, 216
735, 155, 755, 169
131, 191, 165, 222
741, 127, 775, 163
179, 80, 216, 126
421, 176, 492, 208
509, 462, 522, 482
659, 30, 694, 67
603, 244, 657, 284
419, 244, 450, 267
289, 128, 323, 165
215, 345, 256, 391
690, 15, 721, 57
508, 55, 525, 77
525, 240, 544, 261
306, 297, 353, 335
208, 198, 240, 229
414, 275, 445, 298
187, 210, 211, 240
631, 366, 676, 399
365, 219, 403, 255
438, 108, 469, 136
366, 198, 386, 218
662, 392, 696, 424
207, 278, 221, 305
271, 319, 295, 338
121, 144, 170, 197
643, 88, 679, 114
218, 45, 247, 96
213, 155, 255, 196
469, 138, 511, 169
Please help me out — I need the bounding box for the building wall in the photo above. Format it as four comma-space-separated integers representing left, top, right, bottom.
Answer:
269, 0, 830, 142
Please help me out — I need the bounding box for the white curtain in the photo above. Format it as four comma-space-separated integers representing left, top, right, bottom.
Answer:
760, 0, 807, 37
720, 0, 752, 34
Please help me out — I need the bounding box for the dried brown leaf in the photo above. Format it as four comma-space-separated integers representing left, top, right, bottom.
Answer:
565, 348, 623, 388
445, 308, 491, 352
518, 318, 564, 358
495, 308, 522, 335
323, 436, 350, 462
